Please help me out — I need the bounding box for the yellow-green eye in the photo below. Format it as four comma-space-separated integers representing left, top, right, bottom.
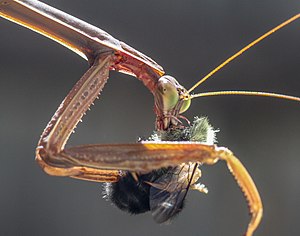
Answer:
179, 98, 191, 114
157, 77, 179, 111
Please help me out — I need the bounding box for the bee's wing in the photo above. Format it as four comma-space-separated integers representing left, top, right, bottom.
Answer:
149, 164, 197, 223
0, 0, 164, 90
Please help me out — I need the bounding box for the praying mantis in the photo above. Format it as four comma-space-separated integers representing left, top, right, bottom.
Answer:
0, 0, 299, 236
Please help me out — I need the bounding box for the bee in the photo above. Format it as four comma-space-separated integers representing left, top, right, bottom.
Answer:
104, 116, 214, 223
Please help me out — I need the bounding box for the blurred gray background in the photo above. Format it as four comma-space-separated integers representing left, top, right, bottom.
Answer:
0, 0, 300, 235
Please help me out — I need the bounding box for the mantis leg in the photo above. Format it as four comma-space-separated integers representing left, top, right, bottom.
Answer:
19, 21, 261, 236
2, 1, 261, 235
58, 142, 262, 236
36, 52, 121, 183
35, 55, 261, 233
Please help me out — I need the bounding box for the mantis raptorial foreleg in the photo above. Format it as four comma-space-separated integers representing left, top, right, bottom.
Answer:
1, 2, 263, 235
36, 52, 120, 182
34, 48, 262, 236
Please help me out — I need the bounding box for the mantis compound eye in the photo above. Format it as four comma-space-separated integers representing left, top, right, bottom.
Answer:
179, 97, 191, 114
155, 75, 191, 115
155, 76, 180, 112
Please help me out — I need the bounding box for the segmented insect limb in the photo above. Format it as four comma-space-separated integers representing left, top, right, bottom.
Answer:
216, 147, 263, 236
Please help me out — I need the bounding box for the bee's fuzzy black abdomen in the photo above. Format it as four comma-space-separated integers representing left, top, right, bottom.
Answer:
103, 169, 169, 214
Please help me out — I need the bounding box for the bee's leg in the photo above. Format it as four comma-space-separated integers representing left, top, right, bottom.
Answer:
190, 183, 208, 194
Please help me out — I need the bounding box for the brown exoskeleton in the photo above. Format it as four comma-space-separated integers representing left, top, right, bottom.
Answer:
1, 1, 299, 235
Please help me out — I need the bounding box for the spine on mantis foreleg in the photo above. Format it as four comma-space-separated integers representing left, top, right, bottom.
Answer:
36, 53, 115, 176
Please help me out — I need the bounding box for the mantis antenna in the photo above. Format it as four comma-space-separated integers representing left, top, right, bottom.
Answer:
186, 13, 300, 102
190, 91, 300, 102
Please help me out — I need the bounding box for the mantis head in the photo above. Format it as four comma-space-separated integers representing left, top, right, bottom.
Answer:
154, 75, 191, 130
